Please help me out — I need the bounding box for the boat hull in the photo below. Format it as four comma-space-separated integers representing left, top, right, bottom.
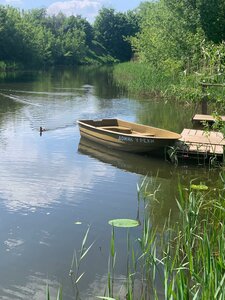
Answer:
77, 119, 181, 153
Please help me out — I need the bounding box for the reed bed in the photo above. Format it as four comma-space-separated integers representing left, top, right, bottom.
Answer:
113, 62, 225, 106
113, 62, 178, 98
48, 175, 225, 299
99, 176, 225, 299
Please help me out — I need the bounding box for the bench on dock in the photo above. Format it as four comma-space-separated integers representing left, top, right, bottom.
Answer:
192, 114, 225, 124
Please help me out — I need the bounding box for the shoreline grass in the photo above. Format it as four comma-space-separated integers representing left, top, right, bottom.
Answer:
113, 62, 225, 108
98, 175, 225, 299
47, 175, 225, 299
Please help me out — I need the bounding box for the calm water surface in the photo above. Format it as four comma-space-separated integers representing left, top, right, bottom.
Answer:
0, 67, 221, 299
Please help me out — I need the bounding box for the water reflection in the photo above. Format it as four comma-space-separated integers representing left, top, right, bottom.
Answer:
0, 119, 113, 212
82, 273, 127, 299
78, 137, 173, 179
78, 137, 224, 228
136, 99, 194, 133
0, 67, 222, 300
0, 136, 110, 212
4, 238, 24, 253
82, 273, 165, 300
0, 273, 61, 300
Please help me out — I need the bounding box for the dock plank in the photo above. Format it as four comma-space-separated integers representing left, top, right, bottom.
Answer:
181, 128, 190, 136
180, 129, 225, 156
192, 114, 225, 123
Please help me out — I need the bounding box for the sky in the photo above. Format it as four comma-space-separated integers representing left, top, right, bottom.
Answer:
0, 0, 143, 22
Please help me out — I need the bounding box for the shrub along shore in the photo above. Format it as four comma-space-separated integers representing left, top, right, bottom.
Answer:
112, 0, 225, 106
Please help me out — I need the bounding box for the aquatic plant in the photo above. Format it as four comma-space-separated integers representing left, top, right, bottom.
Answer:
98, 176, 225, 299
69, 225, 94, 299
47, 174, 225, 299
108, 219, 140, 228
113, 62, 177, 98
46, 285, 62, 300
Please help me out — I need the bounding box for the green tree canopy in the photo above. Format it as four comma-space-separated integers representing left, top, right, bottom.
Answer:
0, 5, 140, 68
94, 8, 139, 61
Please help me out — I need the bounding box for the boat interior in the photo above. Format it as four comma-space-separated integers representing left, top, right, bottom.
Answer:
80, 119, 156, 136
78, 118, 182, 139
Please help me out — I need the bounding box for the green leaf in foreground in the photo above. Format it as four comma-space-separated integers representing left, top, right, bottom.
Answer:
190, 184, 208, 191
108, 219, 140, 228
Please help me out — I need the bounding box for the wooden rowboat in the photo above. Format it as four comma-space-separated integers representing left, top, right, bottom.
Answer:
77, 118, 181, 153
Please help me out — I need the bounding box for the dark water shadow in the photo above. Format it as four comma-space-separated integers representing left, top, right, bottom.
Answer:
78, 137, 175, 179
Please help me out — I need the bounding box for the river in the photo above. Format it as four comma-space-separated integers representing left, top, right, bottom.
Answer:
0, 66, 221, 299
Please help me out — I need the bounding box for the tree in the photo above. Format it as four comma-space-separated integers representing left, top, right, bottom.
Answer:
0, 4, 140, 68
130, 1, 204, 72
94, 8, 139, 61
198, 0, 225, 43
0, 6, 24, 63
63, 15, 94, 47
62, 29, 88, 65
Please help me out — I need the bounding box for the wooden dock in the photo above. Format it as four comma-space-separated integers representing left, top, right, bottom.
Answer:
177, 129, 225, 160
192, 114, 225, 124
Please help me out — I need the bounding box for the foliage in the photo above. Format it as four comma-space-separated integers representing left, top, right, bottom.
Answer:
130, 1, 204, 72
113, 61, 181, 98
2, 0, 225, 102
0, 5, 139, 69
113, 0, 225, 103
108, 219, 140, 228
0, 61, 6, 71
94, 8, 139, 62
196, 0, 225, 43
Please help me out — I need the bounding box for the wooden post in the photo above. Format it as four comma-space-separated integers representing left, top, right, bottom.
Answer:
201, 84, 208, 115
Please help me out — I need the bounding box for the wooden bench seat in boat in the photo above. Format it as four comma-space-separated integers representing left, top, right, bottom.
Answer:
100, 126, 132, 134
99, 126, 155, 136
131, 131, 155, 137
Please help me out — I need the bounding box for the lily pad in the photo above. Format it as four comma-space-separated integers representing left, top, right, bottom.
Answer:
108, 219, 139, 228
190, 184, 208, 191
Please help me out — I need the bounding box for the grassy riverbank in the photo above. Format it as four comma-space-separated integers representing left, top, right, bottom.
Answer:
113, 62, 225, 107
113, 62, 203, 101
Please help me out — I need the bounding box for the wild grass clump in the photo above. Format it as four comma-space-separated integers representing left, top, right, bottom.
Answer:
113, 61, 225, 106
113, 61, 199, 100
113, 62, 179, 98
100, 176, 225, 299
161, 182, 225, 299
47, 175, 225, 299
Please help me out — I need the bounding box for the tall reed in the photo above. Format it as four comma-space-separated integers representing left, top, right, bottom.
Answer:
100, 175, 225, 299
113, 61, 225, 106
48, 175, 225, 299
